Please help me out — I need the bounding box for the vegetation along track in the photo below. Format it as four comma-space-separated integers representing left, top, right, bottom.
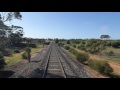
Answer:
30, 42, 94, 78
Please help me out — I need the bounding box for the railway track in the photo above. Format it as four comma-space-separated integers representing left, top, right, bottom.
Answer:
30, 42, 94, 78
42, 43, 66, 78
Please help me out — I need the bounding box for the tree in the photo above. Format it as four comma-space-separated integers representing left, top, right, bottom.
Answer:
55, 38, 59, 43
8, 30, 23, 46
100, 35, 110, 40
66, 40, 70, 44
0, 51, 6, 69
0, 12, 22, 23
0, 12, 22, 45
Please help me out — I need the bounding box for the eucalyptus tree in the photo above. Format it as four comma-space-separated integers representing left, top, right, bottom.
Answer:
0, 12, 23, 47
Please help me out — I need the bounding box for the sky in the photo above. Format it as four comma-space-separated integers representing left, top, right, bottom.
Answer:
7, 12, 120, 39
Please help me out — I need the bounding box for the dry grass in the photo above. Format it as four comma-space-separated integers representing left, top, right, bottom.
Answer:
4, 45, 43, 66
102, 47, 120, 54
69, 45, 120, 76
65, 45, 108, 78
4, 52, 23, 66
109, 61, 120, 75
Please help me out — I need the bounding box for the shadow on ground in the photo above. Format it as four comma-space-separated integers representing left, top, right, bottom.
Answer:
29, 68, 79, 78
0, 70, 15, 78
30, 61, 40, 63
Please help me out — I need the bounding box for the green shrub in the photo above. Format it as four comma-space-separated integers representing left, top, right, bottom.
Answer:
92, 43, 98, 47
29, 44, 37, 48
75, 41, 80, 44
14, 49, 20, 53
66, 40, 70, 44
69, 48, 78, 55
55, 39, 59, 44
0, 51, 6, 69
69, 48, 89, 64
108, 51, 114, 56
77, 45, 81, 49
75, 53, 89, 63
25, 47, 31, 53
0, 43, 5, 52
58, 43, 64, 47
87, 46, 102, 54
87, 48, 95, 54
104, 63, 113, 75
22, 52, 28, 59
88, 59, 95, 69
3, 49, 13, 56
44, 42, 50, 45
77, 44, 86, 50
64, 46, 70, 50
0, 52, 3, 59
72, 44, 76, 48
84, 40, 106, 54
111, 41, 120, 48
106, 42, 112, 46
88, 60, 113, 75
77, 44, 85, 49
82, 41, 86, 44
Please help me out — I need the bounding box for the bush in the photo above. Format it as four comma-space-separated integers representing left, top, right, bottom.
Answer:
77, 45, 81, 49
0, 52, 3, 59
72, 44, 76, 48
22, 52, 28, 59
75, 41, 80, 44
106, 42, 112, 46
0, 43, 5, 52
75, 52, 89, 63
3, 49, 13, 56
25, 47, 31, 53
55, 39, 59, 44
58, 43, 64, 47
92, 43, 98, 47
108, 51, 114, 56
66, 40, 70, 44
77, 44, 85, 50
87, 46, 103, 54
64, 46, 70, 50
69, 48, 89, 64
88, 60, 113, 75
111, 41, 120, 48
0, 51, 6, 69
14, 49, 20, 53
69, 48, 78, 55
28, 44, 36, 48
82, 41, 86, 44
44, 42, 50, 45
87, 48, 95, 54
